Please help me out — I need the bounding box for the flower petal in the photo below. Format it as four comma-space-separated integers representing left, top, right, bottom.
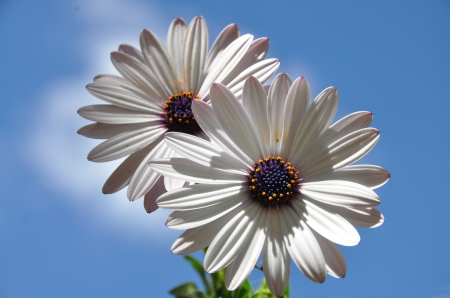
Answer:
111, 51, 170, 100
140, 28, 179, 94
77, 105, 159, 124
118, 44, 146, 64
281, 77, 311, 157
165, 191, 249, 230
192, 100, 253, 167
307, 165, 390, 189
279, 204, 327, 283
86, 81, 161, 112
198, 34, 253, 99
300, 128, 380, 177
184, 16, 208, 94
143, 176, 165, 213
263, 207, 291, 297
149, 158, 246, 184
288, 87, 339, 165
301, 180, 380, 207
291, 196, 360, 246
268, 73, 292, 155
87, 125, 165, 162
225, 207, 267, 290
312, 231, 347, 278
167, 18, 187, 81
226, 58, 280, 99
242, 76, 271, 156
102, 143, 154, 194
127, 138, 171, 200
204, 201, 262, 273
221, 37, 269, 86
171, 200, 247, 255
157, 183, 245, 210
164, 132, 247, 173
210, 83, 263, 161
205, 23, 239, 72
77, 122, 151, 139
318, 203, 385, 228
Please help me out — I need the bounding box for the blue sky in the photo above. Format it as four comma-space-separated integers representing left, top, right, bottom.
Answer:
1, 0, 449, 297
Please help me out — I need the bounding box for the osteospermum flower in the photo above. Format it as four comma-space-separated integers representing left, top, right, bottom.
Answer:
149, 74, 389, 296
77, 16, 280, 212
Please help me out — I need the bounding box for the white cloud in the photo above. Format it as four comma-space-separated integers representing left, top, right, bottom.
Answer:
24, 0, 180, 243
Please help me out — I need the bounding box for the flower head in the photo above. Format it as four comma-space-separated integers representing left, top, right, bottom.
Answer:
77, 16, 279, 212
150, 73, 389, 296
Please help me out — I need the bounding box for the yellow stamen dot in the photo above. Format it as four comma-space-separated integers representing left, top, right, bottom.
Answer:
269, 196, 273, 201
279, 194, 284, 198
273, 193, 277, 198
174, 114, 178, 118
262, 192, 266, 196
276, 156, 281, 161
259, 159, 263, 163
291, 180, 296, 184
178, 118, 182, 123
251, 185, 256, 190
251, 179, 256, 183
185, 120, 189, 124
255, 168, 260, 173
287, 184, 292, 188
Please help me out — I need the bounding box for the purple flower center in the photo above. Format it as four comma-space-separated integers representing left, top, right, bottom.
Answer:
163, 92, 201, 135
248, 156, 299, 206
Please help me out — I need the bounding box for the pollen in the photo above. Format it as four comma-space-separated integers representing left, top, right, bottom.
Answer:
248, 156, 300, 206
163, 91, 201, 135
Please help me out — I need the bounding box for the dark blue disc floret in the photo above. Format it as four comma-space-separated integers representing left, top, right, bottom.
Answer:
163, 92, 201, 135
248, 156, 299, 206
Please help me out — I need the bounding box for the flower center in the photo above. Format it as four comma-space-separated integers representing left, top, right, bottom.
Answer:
248, 156, 299, 206
163, 92, 201, 135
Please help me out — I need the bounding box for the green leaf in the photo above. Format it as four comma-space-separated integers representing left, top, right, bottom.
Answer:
169, 282, 199, 298
184, 255, 212, 294
252, 279, 290, 298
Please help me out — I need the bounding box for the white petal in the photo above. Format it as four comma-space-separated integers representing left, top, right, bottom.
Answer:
242, 76, 271, 156
291, 196, 360, 246
279, 204, 327, 283
140, 29, 179, 95
300, 128, 380, 177
192, 100, 253, 167
165, 191, 249, 230
210, 83, 263, 161
78, 105, 159, 124
143, 176, 165, 213
301, 180, 380, 207
102, 143, 154, 194
157, 183, 245, 210
78, 122, 150, 139
164, 132, 247, 173
118, 44, 146, 64
198, 34, 253, 99
184, 16, 208, 94
306, 165, 390, 189
164, 176, 185, 191
171, 200, 247, 255
110, 51, 170, 100
149, 158, 246, 184
312, 231, 347, 278
263, 207, 290, 297
87, 125, 165, 162
288, 87, 339, 165
87, 80, 162, 112
226, 58, 280, 99
319, 203, 385, 228
225, 207, 267, 290
93, 74, 126, 84
127, 138, 171, 200
267, 73, 292, 155
221, 37, 270, 86
204, 201, 262, 273
205, 23, 239, 72
281, 77, 311, 157
166, 18, 187, 82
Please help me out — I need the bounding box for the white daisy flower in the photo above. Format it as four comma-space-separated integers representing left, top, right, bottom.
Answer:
77, 16, 280, 212
149, 74, 389, 296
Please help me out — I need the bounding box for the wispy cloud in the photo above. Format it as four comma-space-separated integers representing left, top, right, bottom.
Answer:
24, 0, 179, 243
